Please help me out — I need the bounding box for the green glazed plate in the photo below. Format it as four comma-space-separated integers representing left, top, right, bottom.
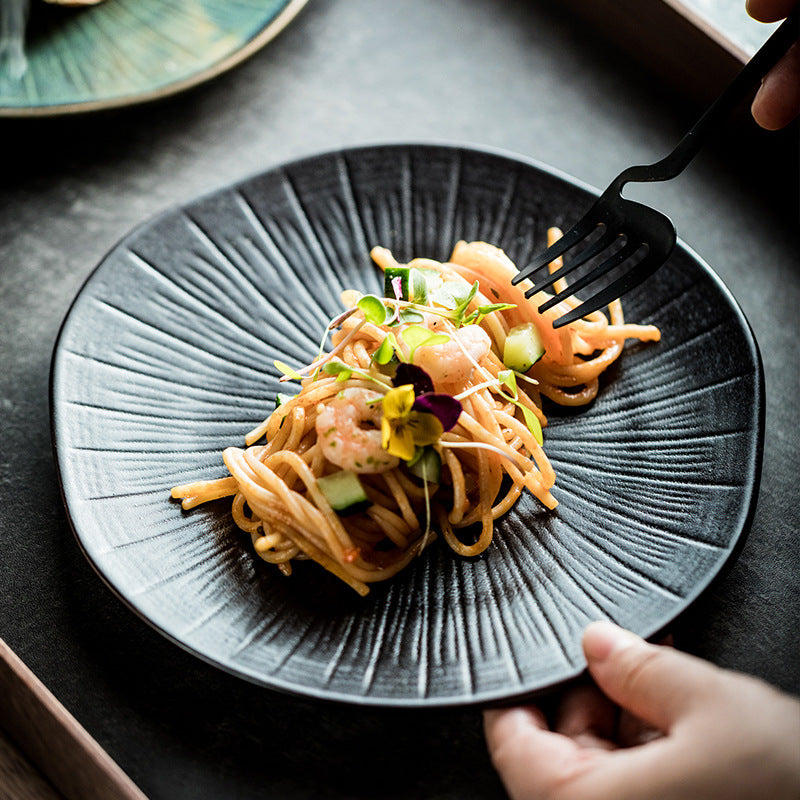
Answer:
0, 0, 308, 116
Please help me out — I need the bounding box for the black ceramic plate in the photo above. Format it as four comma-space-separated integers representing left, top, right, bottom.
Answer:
51, 144, 763, 707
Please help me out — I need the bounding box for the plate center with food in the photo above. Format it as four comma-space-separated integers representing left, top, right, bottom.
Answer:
172, 237, 661, 598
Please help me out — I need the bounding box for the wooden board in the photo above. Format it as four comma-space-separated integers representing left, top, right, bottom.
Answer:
0, 727, 65, 800
0, 639, 148, 800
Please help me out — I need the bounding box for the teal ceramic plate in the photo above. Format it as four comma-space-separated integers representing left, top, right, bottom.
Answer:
0, 0, 308, 116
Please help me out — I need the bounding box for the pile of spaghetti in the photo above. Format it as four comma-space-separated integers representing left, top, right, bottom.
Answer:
171, 233, 660, 595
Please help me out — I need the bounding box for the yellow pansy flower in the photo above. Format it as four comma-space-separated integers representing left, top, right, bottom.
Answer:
381, 384, 444, 461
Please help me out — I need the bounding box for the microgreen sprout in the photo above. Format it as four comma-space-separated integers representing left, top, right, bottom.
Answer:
372, 332, 401, 365
274, 360, 304, 381
439, 440, 527, 468
400, 325, 450, 362
356, 294, 390, 326
496, 369, 543, 445
321, 360, 383, 385
462, 302, 517, 326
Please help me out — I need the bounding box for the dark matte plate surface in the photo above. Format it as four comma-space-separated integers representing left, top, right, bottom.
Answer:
50, 144, 763, 706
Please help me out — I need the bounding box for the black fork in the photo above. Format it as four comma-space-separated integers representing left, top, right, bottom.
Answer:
513, 8, 799, 328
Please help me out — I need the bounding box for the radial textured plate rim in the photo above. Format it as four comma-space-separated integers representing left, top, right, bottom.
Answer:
49, 140, 765, 707
0, 0, 310, 118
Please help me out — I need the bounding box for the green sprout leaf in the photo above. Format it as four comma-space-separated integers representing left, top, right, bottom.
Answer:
396, 308, 425, 325
373, 333, 402, 365
479, 302, 516, 315
322, 361, 353, 382
496, 374, 543, 445
274, 360, 303, 381
407, 446, 425, 467
497, 369, 518, 397
518, 404, 543, 445
409, 268, 429, 304
401, 326, 450, 362
463, 302, 517, 326
357, 294, 389, 325
449, 281, 480, 327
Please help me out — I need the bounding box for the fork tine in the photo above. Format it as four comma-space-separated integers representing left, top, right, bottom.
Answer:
511, 216, 596, 286
524, 226, 621, 299
537, 239, 640, 313
551, 251, 664, 329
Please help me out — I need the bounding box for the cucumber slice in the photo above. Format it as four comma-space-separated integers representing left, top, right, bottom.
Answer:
503, 323, 545, 372
385, 265, 445, 304
316, 471, 371, 516
407, 447, 441, 484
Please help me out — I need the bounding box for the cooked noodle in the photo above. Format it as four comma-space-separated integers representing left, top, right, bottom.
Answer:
171, 232, 660, 595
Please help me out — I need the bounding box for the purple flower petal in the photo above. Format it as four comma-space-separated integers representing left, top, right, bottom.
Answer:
412, 393, 462, 431
393, 363, 434, 396
391, 276, 404, 301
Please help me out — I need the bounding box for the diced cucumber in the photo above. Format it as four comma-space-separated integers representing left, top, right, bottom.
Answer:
407, 447, 441, 484
385, 266, 446, 304
316, 470, 371, 515
274, 392, 294, 408
503, 323, 545, 372
384, 266, 411, 300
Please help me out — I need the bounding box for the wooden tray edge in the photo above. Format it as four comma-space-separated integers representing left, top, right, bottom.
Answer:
0, 638, 148, 800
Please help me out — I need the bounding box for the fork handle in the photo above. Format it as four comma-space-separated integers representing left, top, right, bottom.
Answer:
613, 6, 799, 189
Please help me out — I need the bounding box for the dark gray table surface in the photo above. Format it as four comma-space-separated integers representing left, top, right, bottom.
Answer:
1, 1, 798, 798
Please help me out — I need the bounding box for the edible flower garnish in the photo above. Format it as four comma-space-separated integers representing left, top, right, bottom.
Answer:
381, 385, 440, 460
380, 365, 462, 460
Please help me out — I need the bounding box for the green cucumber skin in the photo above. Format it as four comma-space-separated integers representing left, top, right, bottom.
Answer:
384, 266, 410, 300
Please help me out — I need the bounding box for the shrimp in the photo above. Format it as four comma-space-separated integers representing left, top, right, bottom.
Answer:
315, 388, 399, 474
413, 324, 492, 388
